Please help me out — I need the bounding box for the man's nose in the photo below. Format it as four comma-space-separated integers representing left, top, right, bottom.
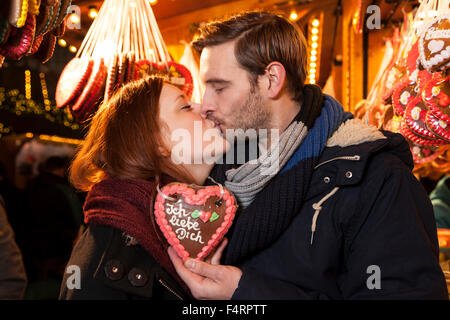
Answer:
200, 100, 216, 119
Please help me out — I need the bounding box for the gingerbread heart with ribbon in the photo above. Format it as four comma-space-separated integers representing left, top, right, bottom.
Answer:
154, 182, 237, 261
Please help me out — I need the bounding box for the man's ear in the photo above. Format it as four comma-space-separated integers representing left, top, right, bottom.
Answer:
263, 62, 287, 99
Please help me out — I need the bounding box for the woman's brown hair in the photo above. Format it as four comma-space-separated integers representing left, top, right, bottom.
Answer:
70, 76, 194, 192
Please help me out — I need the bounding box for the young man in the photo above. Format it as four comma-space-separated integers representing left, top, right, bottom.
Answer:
168, 11, 448, 299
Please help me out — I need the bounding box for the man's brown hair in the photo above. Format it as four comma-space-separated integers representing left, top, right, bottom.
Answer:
192, 11, 308, 102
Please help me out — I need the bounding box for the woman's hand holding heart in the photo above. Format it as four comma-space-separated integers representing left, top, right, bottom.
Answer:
168, 238, 242, 300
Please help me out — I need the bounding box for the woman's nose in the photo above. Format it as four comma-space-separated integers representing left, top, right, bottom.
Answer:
190, 102, 203, 116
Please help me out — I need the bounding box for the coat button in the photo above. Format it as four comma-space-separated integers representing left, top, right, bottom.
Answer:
104, 259, 125, 281
128, 268, 148, 287
345, 171, 353, 179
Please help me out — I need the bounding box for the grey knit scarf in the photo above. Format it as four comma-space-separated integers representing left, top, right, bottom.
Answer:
224, 117, 307, 209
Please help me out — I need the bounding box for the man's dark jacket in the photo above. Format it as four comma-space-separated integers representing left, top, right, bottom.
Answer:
210, 128, 448, 299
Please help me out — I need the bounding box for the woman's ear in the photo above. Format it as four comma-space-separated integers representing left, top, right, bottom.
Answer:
263, 62, 287, 99
158, 145, 170, 158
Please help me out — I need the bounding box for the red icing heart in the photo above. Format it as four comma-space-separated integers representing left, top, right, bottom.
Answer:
202, 211, 213, 223
154, 182, 237, 261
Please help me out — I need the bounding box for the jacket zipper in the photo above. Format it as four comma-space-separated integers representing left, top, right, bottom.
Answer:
158, 278, 183, 300
314, 155, 361, 170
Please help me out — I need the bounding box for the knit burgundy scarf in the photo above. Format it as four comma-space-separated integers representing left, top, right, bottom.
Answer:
83, 175, 191, 296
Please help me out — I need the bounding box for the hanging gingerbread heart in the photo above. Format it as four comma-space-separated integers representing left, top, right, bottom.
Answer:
404, 96, 441, 141
422, 73, 450, 125
35, 3, 54, 37
405, 135, 446, 165
418, 14, 450, 73
56, 57, 94, 108
7, 0, 29, 28
382, 64, 406, 103
392, 75, 416, 117
134, 60, 194, 99
48, 0, 71, 34
0, 13, 35, 60
154, 182, 237, 261
71, 58, 107, 122
34, 32, 56, 63
400, 115, 446, 148
426, 111, 450, 142
104, 53, 119, 102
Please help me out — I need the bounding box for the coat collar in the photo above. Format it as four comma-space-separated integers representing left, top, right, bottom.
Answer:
307, 127, 413, 200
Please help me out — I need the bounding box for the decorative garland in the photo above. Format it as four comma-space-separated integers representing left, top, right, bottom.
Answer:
0, 86, 80, 136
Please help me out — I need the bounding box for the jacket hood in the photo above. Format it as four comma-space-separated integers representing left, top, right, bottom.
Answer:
318, 118, 414, 172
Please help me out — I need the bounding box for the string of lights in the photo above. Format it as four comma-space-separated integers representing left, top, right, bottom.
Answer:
307, 17, 321, 84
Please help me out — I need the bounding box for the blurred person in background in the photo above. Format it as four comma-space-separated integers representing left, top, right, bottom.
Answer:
431, 175, 450, 230
22, 156, 83, 299
0, 194, 27, 299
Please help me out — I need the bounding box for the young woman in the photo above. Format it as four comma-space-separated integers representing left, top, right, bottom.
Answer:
59, 76, 229, 300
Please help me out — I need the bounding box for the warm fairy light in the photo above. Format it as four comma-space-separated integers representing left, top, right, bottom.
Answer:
308, 17, 321, 84
58, 39, 67, 47
69, 13, 80, 25
289, 11, 299, 21
69, 45, 77, 53
149, 0, 158, 5
25, 132, 34, 138
38, 134, 83, 145
25, 70, 31, 100
88, 7, 98, 19
39, 73, 51, 110
129, 1, 137, 7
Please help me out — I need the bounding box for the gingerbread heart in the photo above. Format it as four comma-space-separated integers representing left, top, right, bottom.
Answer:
382, 64, 406, 102
404, 96, 440, 140
422, 74, 450, 125
419, 15, 450, 73
392, 75, 417, 117
71, 58, 107, 121
406, 136, 446, 165
55, 57, 94, 108
426, 111, 450, 142
134, 60, 194, 99
154, 182, 237, 261
0, 13, 35, 60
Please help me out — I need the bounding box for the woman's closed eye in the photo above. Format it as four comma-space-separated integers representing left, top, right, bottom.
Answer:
181, 105, 191, 110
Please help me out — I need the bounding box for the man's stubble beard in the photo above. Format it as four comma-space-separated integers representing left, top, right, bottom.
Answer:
229, 83, 271, 132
